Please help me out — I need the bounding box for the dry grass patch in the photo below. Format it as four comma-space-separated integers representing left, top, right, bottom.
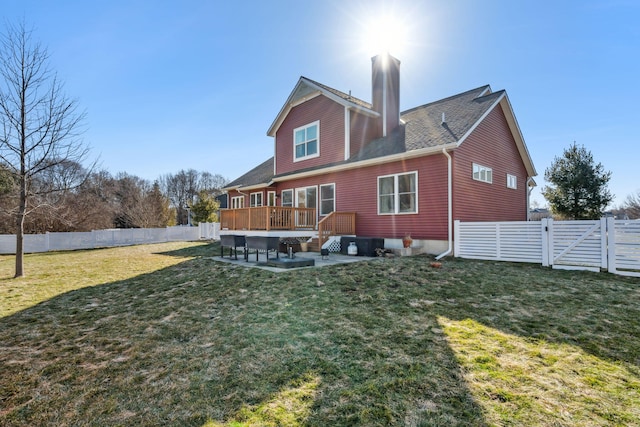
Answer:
0, 241, 207, 317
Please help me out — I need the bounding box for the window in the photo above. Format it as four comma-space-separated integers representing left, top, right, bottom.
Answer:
473, 163, 493, 184
281, 189, 293, 207
507, 174, 517, 189
231, 196, 244, 209
378, 172, 417, 215
250, 192, 263, 207
319, 184, 335, 216
267, 191, 276, 206
296, 186, 317, 209
294, 121, 319, 161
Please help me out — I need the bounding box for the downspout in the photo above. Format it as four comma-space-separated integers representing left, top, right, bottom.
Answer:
436, 148, 452, 260
236, 187, 248, 203
236, 187, 250, 209
526, 177, 534, 221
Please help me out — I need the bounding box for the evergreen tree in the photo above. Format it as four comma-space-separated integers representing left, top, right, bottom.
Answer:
144, 182, 173, 227
542, 142, 612, 219
190, 190, 220, 225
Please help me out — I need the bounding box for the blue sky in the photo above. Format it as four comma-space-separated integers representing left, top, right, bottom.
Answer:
3, 0, 639, 208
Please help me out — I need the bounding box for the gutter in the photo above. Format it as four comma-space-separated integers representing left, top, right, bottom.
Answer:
436, 148, 453, 260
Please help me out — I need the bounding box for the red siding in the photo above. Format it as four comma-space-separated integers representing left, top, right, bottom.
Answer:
272, 154, 449, 240
349, 110, 379, 158
275, 95, 345, 175
452, 105, 528, 221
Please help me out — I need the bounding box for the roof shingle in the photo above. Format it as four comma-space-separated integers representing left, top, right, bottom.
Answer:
225, 156, 274, 188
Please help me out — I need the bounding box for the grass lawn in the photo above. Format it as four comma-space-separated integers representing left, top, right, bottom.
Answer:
1, 241, 639, 426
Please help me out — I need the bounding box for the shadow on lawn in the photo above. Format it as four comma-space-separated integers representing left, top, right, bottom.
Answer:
154, 241, 219, 259
0, 254, 489, 426
4, 252, 637, 425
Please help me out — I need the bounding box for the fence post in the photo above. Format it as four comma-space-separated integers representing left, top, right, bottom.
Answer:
607, 217, 616, 274
541, 218, 550, 267
453, 220, 460, 257
600, 217, 608, 270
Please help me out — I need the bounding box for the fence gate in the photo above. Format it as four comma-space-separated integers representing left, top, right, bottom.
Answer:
546, 218, 607, 272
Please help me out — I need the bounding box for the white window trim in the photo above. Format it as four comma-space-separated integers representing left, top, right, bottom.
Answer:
507, 174, 517, 189
267, 191, 276, 206
250, 192, 263, 207
281, 189, 294, 207
472, 163, 493, 184
293, 121, 320, 162
319, 183, 336, 216
295, 185, 318, 209
231, 196, 244, 209
377, 171, 418, 215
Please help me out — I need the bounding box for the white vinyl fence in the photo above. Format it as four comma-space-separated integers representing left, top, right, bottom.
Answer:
0, 223, 220, 255
454, 218, 640, 277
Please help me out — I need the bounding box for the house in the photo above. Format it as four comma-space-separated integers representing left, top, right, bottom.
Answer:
529, 208, 552, 221
221, 53, 537, 255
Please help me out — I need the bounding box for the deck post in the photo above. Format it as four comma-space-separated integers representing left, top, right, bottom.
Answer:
266, 207, 271, 231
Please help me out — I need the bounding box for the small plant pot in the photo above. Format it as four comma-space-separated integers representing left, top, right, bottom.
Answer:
402, 236, 413, 248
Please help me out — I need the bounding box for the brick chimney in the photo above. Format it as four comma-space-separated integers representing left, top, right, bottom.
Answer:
371, 53, 401, 138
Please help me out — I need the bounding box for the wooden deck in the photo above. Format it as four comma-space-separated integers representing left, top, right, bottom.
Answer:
220, 207, 316, 231
220, 208, 356, 248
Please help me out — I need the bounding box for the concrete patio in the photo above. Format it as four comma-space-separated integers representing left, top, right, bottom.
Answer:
211, 250, 380, 272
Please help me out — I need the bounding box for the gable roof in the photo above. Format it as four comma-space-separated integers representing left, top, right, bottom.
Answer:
225, 84, 536, 191
304, 77, 373, 110
266, 77, 378, 137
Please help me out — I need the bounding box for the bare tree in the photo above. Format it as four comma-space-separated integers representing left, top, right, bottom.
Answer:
623, 190, 640, 219
160, 169, 199, 225
0, 22, 92, 277
199, 171, 228, 197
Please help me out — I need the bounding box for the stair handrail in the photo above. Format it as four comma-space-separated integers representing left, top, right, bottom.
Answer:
317, 211, 356, 248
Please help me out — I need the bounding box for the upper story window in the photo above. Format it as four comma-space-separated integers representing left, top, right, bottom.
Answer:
507, 174, 517, 189
378, 171, 418, 215
294, 121, 319, 161
473, 163, 493, 184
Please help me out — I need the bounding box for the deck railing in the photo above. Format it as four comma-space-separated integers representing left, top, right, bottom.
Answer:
220, 206, 316, 231
317, 211, 356, 248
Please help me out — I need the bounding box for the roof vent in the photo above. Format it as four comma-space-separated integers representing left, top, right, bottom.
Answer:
441, 112, 446, 124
